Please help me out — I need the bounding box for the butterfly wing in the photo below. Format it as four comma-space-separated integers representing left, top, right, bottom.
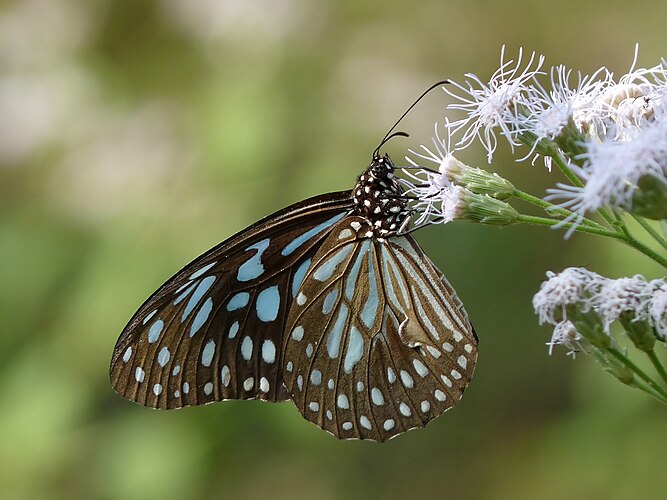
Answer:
110, 191, 353, 409
282, 216, 478, 441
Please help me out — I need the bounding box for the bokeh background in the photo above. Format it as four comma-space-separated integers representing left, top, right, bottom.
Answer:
1, 1, 666, 499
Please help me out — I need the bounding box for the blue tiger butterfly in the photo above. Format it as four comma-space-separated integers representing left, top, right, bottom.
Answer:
110, 87, 478, 441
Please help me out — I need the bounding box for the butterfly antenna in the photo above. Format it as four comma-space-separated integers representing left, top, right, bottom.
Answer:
373, 79, 450, 158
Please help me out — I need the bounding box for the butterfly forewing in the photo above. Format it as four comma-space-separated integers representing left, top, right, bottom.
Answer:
110, 191, 353, 409
282, 216, 478, 441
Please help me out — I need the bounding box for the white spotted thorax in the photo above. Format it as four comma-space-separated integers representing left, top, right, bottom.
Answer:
110, 152, 478, 442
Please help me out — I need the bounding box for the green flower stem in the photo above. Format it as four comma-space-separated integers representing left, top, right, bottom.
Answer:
551, 153, 617, 228
661, 220, 667, 237
516, 214, 622, 238
646, 349, 667, 386
607, 347, 667, 402
516, 214, 667, 268
630, 378, 667, 405
512, 189, 606, 230
623, 232, 667, 269
631, 214, 667, 251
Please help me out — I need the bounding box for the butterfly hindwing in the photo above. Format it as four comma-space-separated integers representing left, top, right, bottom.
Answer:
282, 216, 478, 441
110, 191, 353, 409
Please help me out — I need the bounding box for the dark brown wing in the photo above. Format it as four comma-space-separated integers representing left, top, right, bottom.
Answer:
110, 191, 353, 409
281, 216, 477, 441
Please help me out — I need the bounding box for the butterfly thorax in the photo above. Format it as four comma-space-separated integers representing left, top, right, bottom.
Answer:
352, 155, 409, 237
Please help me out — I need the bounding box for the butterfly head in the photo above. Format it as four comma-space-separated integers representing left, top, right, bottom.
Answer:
352, 154, 409, 237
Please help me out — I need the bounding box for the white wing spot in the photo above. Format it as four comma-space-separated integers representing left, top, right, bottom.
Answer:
399, 402, 412, 417
342, 422, 353, 431
182, 382, 190, 394
453, 331, 464, 342
338, 228, 353, 239
204, 382, 213, 395
337, 393, 349, 409
153, 384, 162, 396
221, 365, 231, 387
441, 375, 453, 387
135, 367, 145, 383
426, 346, 441, 358
243, 377, 254, 391
421, 400, 431, 413
228, 321, 240, 339
286, 361, 294, 372
371, 388, 384, 406
147, 319, 164, 343
172, 365, 180, 376
310, 370, 322, 385
296, 292, 307, 306
260, 377, 270, 392
434, 389, 446, 401
122, 346, 132, 363
241, 336, 253, 361
442, 342, 454, 352
262, 339, 276, 364
309, 402, 320, 412
327, 378, 334, 390
413, 359, 429, 378
297, 375, 303, 391
305, 343, 314, 358
457, 355, 467, 369
142, 309, 158, 325
464, 343, 473, 353
350, 221, 362, 231
387, 367, 396, 383
356, 381, 364, 392
174, 390, 180, 398
383, 419, 395, 431
400, 370, 414, 388
201, 340, 215, 367
291, 326, 304, 341
158, 347, 170, 367
451, 369, 462, 380
326, 410, 333, 420
360, 415, 372, 430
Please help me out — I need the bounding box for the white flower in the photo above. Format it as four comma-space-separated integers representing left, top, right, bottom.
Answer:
547, 320, 583, 357
592, 275, 649, 331
533, 267, 601, 325
405, 121, 460, 190
647, 279, 667, 339
546, 116, 667, 224
520, 65, 610, 140
444, 46, 545, 162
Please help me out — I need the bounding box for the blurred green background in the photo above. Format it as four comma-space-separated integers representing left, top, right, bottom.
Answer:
1, 1, 665, 499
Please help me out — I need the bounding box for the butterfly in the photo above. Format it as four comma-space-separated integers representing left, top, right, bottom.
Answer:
110, 121, 478, 443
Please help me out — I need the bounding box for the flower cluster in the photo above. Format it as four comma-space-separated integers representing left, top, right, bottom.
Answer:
397, 45, 667, 404
401, 45, 667, 229
534, 267, 666, 353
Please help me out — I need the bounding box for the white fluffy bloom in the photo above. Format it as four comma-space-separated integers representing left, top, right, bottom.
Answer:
547, 320, 583, 357
533, 267, 602, 325
519, 65, 611, 142
547, 116, 667, 220
646, 279, 667, 339
444, 46, 545, 162
592, 275, 649, 331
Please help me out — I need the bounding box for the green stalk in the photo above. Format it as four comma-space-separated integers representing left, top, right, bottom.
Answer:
551, 153, 617, 228
607, 347, 667, 402
631, 214, 667, 251
646, 349, 667, 386
516, 214, 667, 268
512, 189, 607, 231
516, 214, 624, 239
